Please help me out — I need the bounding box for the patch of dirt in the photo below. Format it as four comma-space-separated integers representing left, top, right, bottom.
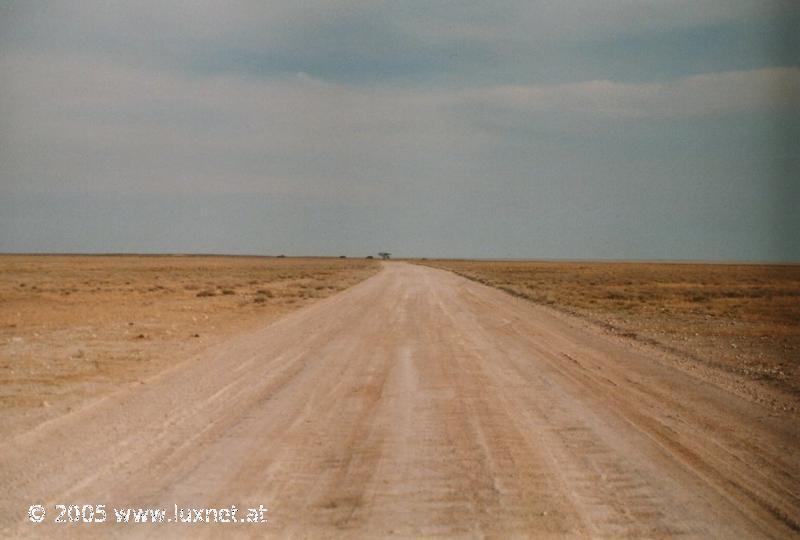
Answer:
0, 255, 378, 438
417, 259, 800, 405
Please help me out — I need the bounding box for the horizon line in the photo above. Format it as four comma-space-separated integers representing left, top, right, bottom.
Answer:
0, 252, 797, 266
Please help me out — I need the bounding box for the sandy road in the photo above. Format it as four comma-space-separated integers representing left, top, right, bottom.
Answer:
1, 262, 798, 538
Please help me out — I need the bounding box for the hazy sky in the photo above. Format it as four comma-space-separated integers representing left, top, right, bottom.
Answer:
1, 1, 798, 260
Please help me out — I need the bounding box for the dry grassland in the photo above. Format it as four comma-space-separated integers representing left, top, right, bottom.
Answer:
420, 259, 800, 407
0, 255, 378, 437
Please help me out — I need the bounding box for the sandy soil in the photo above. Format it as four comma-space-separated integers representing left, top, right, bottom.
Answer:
1, 262, 797, 538
0, 255, 378, 438
418, 259, 800, 413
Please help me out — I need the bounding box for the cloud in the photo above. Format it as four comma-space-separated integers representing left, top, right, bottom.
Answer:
2, 49, 795, 199
462, 68, 800, 123
0, 51, 480, 199
2, 0, 796, 86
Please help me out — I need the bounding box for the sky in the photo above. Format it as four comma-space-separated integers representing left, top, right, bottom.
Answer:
0, 1, 798, 260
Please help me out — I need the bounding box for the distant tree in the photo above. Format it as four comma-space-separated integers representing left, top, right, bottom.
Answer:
366, 255, 374, 259
378, 252, 391, 260
339, 255, 347, 258
277, 254, 286, 258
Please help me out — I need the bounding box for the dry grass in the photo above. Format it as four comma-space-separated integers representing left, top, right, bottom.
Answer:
0, 255, 378, 436
419, 259, 800, 398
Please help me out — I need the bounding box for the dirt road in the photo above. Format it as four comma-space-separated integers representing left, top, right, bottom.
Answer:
2, 263, 798, 538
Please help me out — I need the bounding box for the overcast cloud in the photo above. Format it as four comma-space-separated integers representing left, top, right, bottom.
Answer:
1, 1, 798, 259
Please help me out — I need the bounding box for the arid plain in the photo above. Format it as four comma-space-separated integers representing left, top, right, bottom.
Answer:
420, 259, 800, 413
1, 256, 798, 537
0, 255, 379, 439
